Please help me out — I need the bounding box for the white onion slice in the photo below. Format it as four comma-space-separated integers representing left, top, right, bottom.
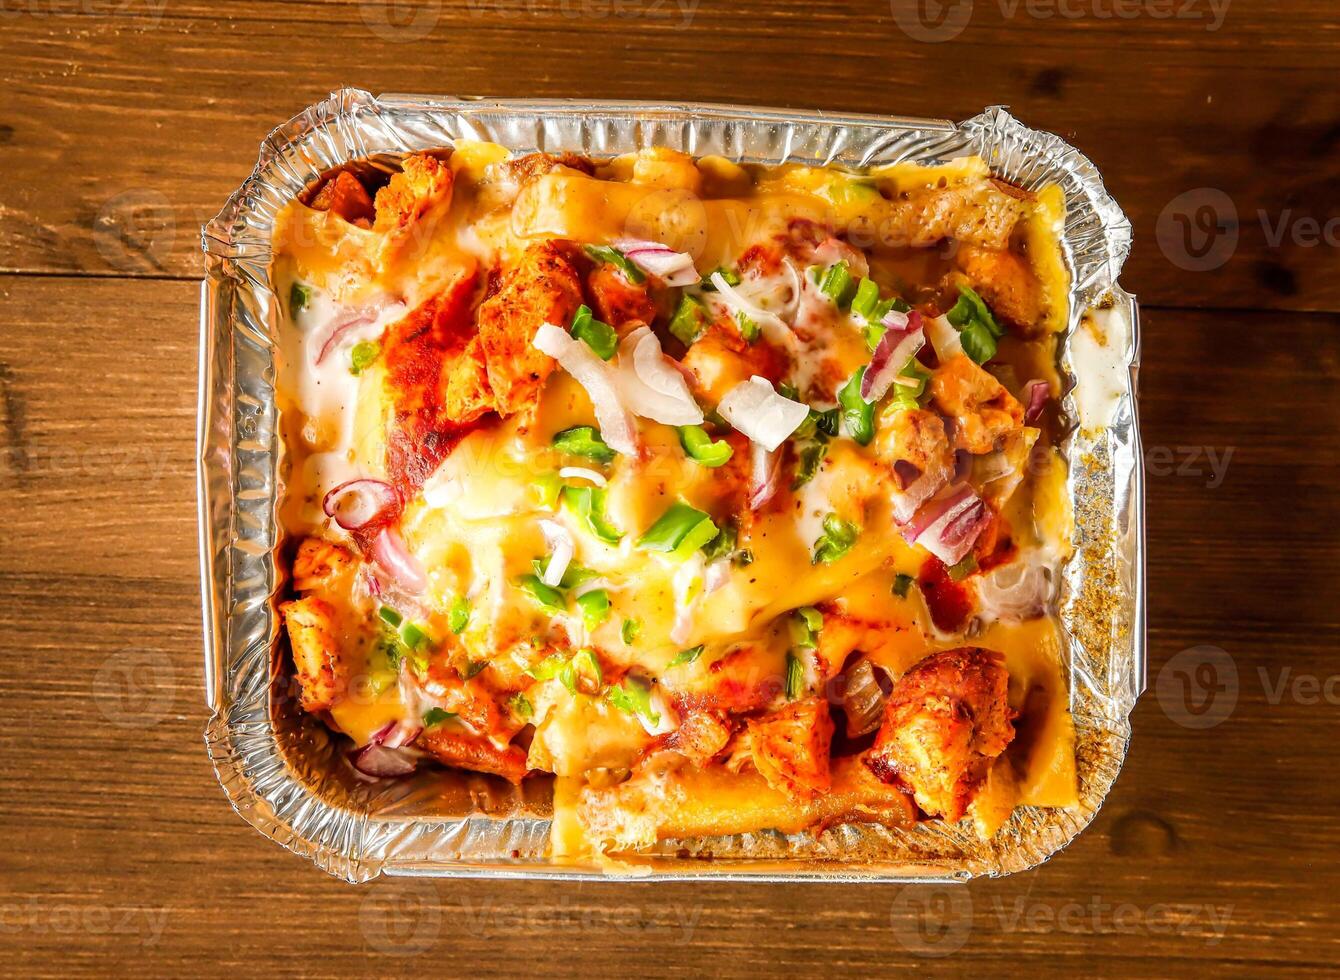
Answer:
619, 327, 704, 426
704, 559, 732, 594
976, 554, 1052, 622
558, 466, 607, 487
538, 518, 575, 588
613, 238, 701, 287
709, 272, 793, 345
533, 322, 639, 455
749, 441, 782, 510
925, 313, 963, 360
718, 376, 811, 453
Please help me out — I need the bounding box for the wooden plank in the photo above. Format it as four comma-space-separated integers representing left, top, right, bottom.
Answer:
1, 1, 1339, 311
0, 273, 1337, 973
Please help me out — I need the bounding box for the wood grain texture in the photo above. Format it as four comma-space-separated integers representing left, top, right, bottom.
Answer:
3, 3, 1339, 974
1, 272, 1336, 975
1, 0, 1339, 311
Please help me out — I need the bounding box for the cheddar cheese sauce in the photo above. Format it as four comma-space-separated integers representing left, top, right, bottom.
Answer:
273, 142, 1078, 860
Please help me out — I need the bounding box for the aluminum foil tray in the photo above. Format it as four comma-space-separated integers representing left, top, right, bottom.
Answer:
198, 88, 1143, 882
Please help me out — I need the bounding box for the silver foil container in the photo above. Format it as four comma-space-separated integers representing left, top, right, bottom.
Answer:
199, 89, 1143, 882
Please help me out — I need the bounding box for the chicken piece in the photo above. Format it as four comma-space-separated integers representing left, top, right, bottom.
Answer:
587, 262, 656, 328
279, 596, 345, 712
865, 647, 1015, 821
373, 152, 454, 235
381, 264, 486, 494
668, 708, 733, 766
308, 170, 375, 226
811, 607, 914, 681
954, 246, 1044, 336
680, 324, 788, 404
930, 354, 1024, 454
499, 151, 595, 183
291, 537, 356, 594
743, 697, 834, 800
476, 240, 584, 419
867, 181, 1026, 251
874, 408, 955, 523
417, 726, 529, 784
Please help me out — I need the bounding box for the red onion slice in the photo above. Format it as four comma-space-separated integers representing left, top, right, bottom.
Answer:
351, 742, 421, 778
748, 440, 782, 510
369, 526, 428, 594
916, 491, 992, 567
861, 313, 925, 403
1023, 379, 1050, 424
315, 309, 379, 364
718, 376, 810, 453
323, 478, 400, 531
840, 658, 889, 738
613, 238, 701, 287
899, 483, 974, 544
534, 322, 639, 455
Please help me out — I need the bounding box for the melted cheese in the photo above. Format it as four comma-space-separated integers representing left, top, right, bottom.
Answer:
273, 141, 1080, 855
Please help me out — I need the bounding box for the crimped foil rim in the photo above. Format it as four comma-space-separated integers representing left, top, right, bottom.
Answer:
198, 88, 1142, 882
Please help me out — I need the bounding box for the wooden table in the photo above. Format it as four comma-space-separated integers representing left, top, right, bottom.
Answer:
2, 2, 1337, 975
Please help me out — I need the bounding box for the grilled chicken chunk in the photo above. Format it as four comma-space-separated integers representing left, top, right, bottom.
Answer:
865, 647, 1015, 822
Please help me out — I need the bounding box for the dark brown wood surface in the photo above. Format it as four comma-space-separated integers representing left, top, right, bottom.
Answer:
1, 2, 1337, 976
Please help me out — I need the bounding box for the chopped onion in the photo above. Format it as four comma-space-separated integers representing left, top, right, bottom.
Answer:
704, 559, 732, 594
534, 322, 638, 454
350, 742, 420, 778
613, 238, 701, 287
748, 440, 782, 510
315, 300, 405, 364
670, 556, 704, 645
558, 466, 607, 487
381, 721, 423, 749
840, 658, 889, 738
718, 376, 810, 453
812, 238, 870, 279
976, 554, 1052, 622
369, 526, 428, 594
925, 313, 963, 360
538, 518, 575, 588
881, 307, 911, 331
915, 488, 992, 567
1023, 379, 1050, 424
890, 460, 952, 525
975, 450, 1015, 484
620, 327, 705, 426
710, 272, 792, 344
900, 483, 972, 543
861, 312, 925, 403
323, 478, 400, 531
639, 687, 680, 736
